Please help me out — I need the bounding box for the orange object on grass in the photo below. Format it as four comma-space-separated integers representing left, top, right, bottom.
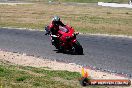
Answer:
81, 67, 89, 78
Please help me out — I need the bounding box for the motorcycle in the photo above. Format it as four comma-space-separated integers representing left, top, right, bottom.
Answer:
45, 25, 83, 55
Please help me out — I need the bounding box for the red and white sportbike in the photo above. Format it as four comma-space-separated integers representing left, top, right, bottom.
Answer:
45, 25, 83, 55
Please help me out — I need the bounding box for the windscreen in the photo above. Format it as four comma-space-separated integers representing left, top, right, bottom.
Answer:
59, 26, 69, 33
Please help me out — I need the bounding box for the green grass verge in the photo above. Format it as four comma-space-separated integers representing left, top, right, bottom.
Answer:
0, 61, 105, 88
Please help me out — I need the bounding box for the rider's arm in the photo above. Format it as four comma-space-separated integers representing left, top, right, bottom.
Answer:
45, 22, 53, 35
48, 22, 56, 35
49, 22, 54, 30
59, 21, 65, 27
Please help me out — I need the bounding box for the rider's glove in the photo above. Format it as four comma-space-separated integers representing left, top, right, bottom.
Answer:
45, 32, 50, 35
45, 26, 50, 35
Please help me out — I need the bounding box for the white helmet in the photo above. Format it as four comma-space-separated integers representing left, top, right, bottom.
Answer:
52, 16, 60, 22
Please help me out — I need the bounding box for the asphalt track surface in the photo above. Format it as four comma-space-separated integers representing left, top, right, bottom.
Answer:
0, 28, 132, 77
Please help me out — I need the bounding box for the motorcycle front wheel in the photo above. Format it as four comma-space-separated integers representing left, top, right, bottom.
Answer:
72, 41, 83, 55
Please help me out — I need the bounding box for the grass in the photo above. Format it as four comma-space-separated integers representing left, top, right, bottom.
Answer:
0, 3, 132, 35
0, 60, 105, 88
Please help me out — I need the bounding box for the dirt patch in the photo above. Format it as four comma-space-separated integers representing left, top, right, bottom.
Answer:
0, 50, 81, 72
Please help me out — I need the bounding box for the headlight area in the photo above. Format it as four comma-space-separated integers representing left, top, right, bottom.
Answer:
66, 34, 76, 42
66, 36, 71, 42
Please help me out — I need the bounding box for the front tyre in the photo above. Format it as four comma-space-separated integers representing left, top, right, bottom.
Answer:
72, 41, 83, 55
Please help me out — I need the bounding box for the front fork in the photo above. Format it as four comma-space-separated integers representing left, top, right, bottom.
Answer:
72, 39, 77, 43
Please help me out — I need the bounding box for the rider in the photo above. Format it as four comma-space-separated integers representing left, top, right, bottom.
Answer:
45, 16, 65, 49
46, 16, 65, 35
